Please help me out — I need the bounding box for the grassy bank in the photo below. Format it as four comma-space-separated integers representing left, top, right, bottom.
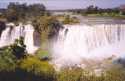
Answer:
0, 58, 125, 81
81, 13, 125, 19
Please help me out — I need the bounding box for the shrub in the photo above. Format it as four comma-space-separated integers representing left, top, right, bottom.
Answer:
62, 15, 80, 24
0, 37, 25, 71
19, 56, 56, 81
57, 67, 89, 81
5, 3, 46, 22
33, 16, 62, 42
11, 37, 26, 59
0, 46, 17, 71
103, 66, 125, 81
35, 49, 50, 59
56, 65, 125, 81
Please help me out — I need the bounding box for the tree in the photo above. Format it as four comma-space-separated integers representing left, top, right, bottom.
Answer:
0, 46, 17, 71
11, 36, 26, 59
6, 3, 19, 22
63, 15, 71, 24
5, 3, 46, 22
33, 16, 62, 42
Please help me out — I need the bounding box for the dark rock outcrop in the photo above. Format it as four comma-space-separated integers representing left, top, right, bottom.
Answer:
0, 21, 6, 37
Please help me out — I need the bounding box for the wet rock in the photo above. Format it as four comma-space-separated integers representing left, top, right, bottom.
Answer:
0, 21, 6, 37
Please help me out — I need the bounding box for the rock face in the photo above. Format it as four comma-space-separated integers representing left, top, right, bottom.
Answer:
0, 21, 6, 37
33, 30, 41, 47
0, 22, 39, 54
51, 24, 125, 69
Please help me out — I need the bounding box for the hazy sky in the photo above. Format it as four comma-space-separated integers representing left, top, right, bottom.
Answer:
0, 0, 125, 10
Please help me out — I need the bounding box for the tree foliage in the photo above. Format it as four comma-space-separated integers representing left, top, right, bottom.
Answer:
0, 46, 17, 71
33, 16, 63, 42
11, 36, 26, 59
76, 5, 121, 16
62, 15, 79, 24
0, 37, 26, 71
5, 2, 46, 22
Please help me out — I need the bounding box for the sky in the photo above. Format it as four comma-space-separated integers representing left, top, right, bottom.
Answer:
0, 0, 125, 10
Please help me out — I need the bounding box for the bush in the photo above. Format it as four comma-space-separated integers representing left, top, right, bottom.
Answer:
0, 46, 17, 71
0, 37, 25, 71
33, 16, 62, 42
35, 49, 50, 59
19, 56, 56, 81
11, 37, 26, 59
56, 66, 125, 81
103, 66, 125, 81
57, 68, 84, 81
5, 3, 46, 22
62, 15, 80, 24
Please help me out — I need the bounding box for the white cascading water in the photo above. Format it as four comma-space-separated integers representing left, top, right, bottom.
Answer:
0, 23, 38, 54
24, 24, 38, 54
51, 24, 125, 68
0, 27, 11, 46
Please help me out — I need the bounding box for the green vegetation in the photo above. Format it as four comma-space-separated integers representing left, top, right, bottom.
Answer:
0, 46, 17, 71
0, 38, 125, 81
0, 37, 26, 71
0, 2, 125, 81
0, 55, 56, 81
11, 37, 26, 59
56, 66, 125, 81
0, 37, 56, 81
62, 15, 80, 24
19, 56, 55, 78
35, 49, 49, 59
5, 3, 46, 22
55, 15, 80, 24
75, 5, 125, 18
104, 66, 125, 81
33, 15, 62, 43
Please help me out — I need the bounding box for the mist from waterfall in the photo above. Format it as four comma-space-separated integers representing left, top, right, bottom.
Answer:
0, 23, 39, 54
51, 24, 125, 68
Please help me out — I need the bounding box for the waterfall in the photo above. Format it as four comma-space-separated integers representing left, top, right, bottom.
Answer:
24, 24, 38, 54
0, 23, 39, 54
0, 27, 11, 47
51, 24, 125, 68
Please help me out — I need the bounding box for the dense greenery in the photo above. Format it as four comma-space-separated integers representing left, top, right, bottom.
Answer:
0, 46, 17, 71
35, 49, 50, 60
75, 5, 125, 17
0, 37, 26, 71
33, 16, 63, 42
56, 65, 125, 81
11, 37, 26, 59
1, 57, 125, 81
0, 55, 56, 81
4, 2, 47, 22
62, 15, 80, 24
0, 37, 56, 81
19, 56, 55, 77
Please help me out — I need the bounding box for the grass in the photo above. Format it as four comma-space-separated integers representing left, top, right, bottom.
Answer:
35, 49, 49, 59
82, 13, 125, 19
56, 65, 125, 81
0, 54, 125, 81
55, 15, 80, 24
0, 55, 55, 81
